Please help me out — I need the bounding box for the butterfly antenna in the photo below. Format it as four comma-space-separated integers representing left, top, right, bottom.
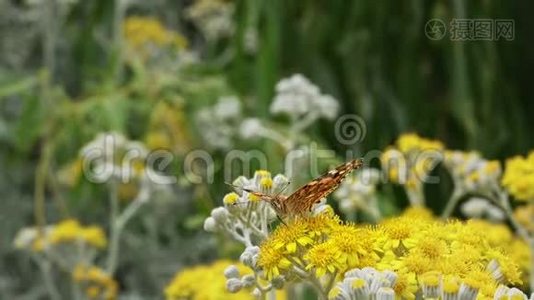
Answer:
273, 181, 291, 198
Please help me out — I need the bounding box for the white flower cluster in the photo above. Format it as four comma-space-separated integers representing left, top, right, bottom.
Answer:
203, 170, 288, 247
270, 74, 339, 121
204, 170, 290, 297
329, 267, 397, 300
240, 74, 340, 151
444, 151, 502, 193
13, 224, 99, 271
80, 132, 149, 184
223, 258, 284, 297
186, 0, 235, 42
333, 168, 381, 220
196, 96, 242, 150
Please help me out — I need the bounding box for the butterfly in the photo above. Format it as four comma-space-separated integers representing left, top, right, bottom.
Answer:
236, 159, 363, 218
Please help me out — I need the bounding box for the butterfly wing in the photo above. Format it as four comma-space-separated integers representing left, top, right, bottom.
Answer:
284, 159, 363, 215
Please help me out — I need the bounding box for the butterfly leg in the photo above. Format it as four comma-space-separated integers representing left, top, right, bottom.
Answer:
277, 214, 287, 226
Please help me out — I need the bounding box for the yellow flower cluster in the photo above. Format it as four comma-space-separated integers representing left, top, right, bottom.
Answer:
22, 219, 107, 252
165, 260, 252, 300
258, 209, 524, 299
502, 150, 534, 202
123, 16, 187, 55
514, 204, 534, 232
48, 219, 107, 249
396, 133, 445, 154
73, 265, 118, 300
381, 134, 443, 184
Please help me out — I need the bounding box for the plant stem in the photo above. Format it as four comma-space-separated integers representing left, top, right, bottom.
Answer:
36, 258, 61, 300
112, 0, 126, 81
441, 187, 462, 219
106, 181, 120, 274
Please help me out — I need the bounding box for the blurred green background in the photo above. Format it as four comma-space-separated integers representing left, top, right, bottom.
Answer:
1, 0, 533, 298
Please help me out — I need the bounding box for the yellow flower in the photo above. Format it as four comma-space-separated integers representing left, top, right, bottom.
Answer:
270, 221, 313, 254
223, 192, 240, 205
256, 210, 524, 297
396, 133, 444, 153
72, 265, 118, 300
303, 211, 341, 239
330, 225, 380, 269
401, 206, 434, 220
380, 217, 420, 250
393, 271, 418, 300
123, 16, 188, 55
442, 275, 461, 295
49, 219, 81, 244
397, 253, 435, 275
258, 238, 292, 280
165, 260, 271, 300
260, 177, 273, 190
502, 151, 534, 202
304, 240, 344, 277
49, 219, 107, 249
462, 269, 498, 298
80, 226, 107, 249
485, 249, 522, 285
411, 235, 449, 260
514, 204, 534, 233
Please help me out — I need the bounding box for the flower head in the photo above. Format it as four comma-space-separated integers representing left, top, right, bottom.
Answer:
502, 151, 534, 202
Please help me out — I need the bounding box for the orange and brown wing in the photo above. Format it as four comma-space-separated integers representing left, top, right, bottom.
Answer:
284, 159, 363, 215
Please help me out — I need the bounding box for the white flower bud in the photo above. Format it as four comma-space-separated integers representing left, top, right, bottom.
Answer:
251, 254, 260, 269
458, 283, 479, 300
381, 271, 397, 287
241, 274, 255, 288
226, 278, 243, 293
376, 287, 395, 300
214, 96, 241, 120
240, 246, 259, 267
240, 118, 264, 139
224, 265, 241, 279
315, 95, 339, 120
507, 288, 528, 300
203, 217, 218, 232
211, 207, 229, 223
